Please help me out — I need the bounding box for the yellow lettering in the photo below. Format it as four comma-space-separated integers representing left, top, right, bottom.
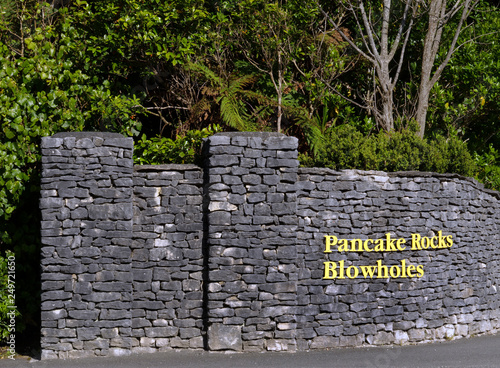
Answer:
323, 262, 337, 279
338, 239, 349, 252
338, 260, 345, 279
411, 233, 421, 250
324, 235, 337, 253
363, 239, 374, 252
421, 237, 431, 249
430, 236, 439, 249
396, 238, 406, 251
346, 266, 359, 279
360, 265, 377, 278
407, 264, 415, 278
385, 233, 397, 251
376, 260, 389, 278
438, 231, 447, 249
446, 235, 453, 248
374, 239, 385, 252
416, 265, 424, 278
401, 259, 407, 278
389, 265, 401, 278
350, 239, 363, 252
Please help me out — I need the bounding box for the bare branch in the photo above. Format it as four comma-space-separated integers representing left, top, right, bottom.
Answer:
381, 0, 391, 58
430, 0, 477, 86
322, 78, 370, 112
391, 14, 415, 90
352, 5, 376, 58
358, 1, 382, 63
143, 106, 189, 111
444, 0, 465, 20
388, 0, 414, 60
317, 2, 375, 63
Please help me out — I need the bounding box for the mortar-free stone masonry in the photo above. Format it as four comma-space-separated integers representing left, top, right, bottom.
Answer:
39, 131, 500, 359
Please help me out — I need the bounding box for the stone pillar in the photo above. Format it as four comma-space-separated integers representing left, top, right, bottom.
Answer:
40, 132, 134, 359
204, 132, 299, 352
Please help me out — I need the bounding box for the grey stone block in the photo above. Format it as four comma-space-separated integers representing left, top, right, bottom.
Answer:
144, 327, 179, 338
208, 135, 231, 146
209, 211, 231, 226
208, 324, 242, 351
88, 203, 133, 220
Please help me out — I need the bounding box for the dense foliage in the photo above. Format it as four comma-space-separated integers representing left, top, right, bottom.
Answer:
0, 0, 499, 349
134, 124, 221, 165
474, 145, 500, 191
300, 125, 477, 177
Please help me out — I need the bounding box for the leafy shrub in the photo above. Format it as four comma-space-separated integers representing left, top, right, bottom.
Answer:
134, 125, 222, 165
474, 145, 500, 191
0, 16, 143, 346
300, 125, 477, 177
375, 129, 428, 172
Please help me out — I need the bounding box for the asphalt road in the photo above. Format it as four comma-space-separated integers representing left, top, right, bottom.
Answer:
3, 333, 500, 368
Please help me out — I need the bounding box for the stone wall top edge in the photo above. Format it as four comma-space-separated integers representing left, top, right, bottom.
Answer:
51, 131, 126, 139
299, 167, 500, 199
299, 168, 391, 177
388, 170, 498, 195
134, 164, 202, 172
212, 131, 287, 138
300, 167, 472, 180
298, 167, 342, 176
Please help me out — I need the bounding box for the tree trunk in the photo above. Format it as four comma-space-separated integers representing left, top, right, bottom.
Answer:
415, 0, 474, 138
415, 83, 431, 138
380, 88, 395, 132
376, 60, 395, 132
276, 49, 283, 133
415, 0, 445, 138
319, 0, 476, 137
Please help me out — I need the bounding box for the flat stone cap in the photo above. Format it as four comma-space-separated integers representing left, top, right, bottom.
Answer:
52, 131, 125, 139
42, 131, 132, 149
207, 131, 298, 150
212, 131, 286, 139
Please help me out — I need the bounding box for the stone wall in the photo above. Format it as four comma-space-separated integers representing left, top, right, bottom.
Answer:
40, 132, 500, 359
40, 132, 134, 359
204, 132, 299, 352
294, 169, 500, 349
132, 165, 204, 351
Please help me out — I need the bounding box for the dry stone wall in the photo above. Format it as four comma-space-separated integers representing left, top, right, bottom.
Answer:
132, 165, 204, 351
204, 132, 299, 352
40, 132, 134, 359
294, 169, 500, 350
40, 132, 500, 359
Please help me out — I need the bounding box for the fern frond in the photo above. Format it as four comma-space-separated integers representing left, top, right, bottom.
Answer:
226, 74, 258, 95
201, 86, 219, 97
186, 62, 259, 132
186, 97, 212, 126
284, 105, 325, 156
245, 90, 277, 107
186, 62, 221, 88
220, 96, 250, 131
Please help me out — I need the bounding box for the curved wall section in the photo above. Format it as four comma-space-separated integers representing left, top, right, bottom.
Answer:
295, 169, 500, 349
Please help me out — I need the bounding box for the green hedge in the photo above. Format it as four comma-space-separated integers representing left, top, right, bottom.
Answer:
299, 125, 477, 177
474, 145, 500, 192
